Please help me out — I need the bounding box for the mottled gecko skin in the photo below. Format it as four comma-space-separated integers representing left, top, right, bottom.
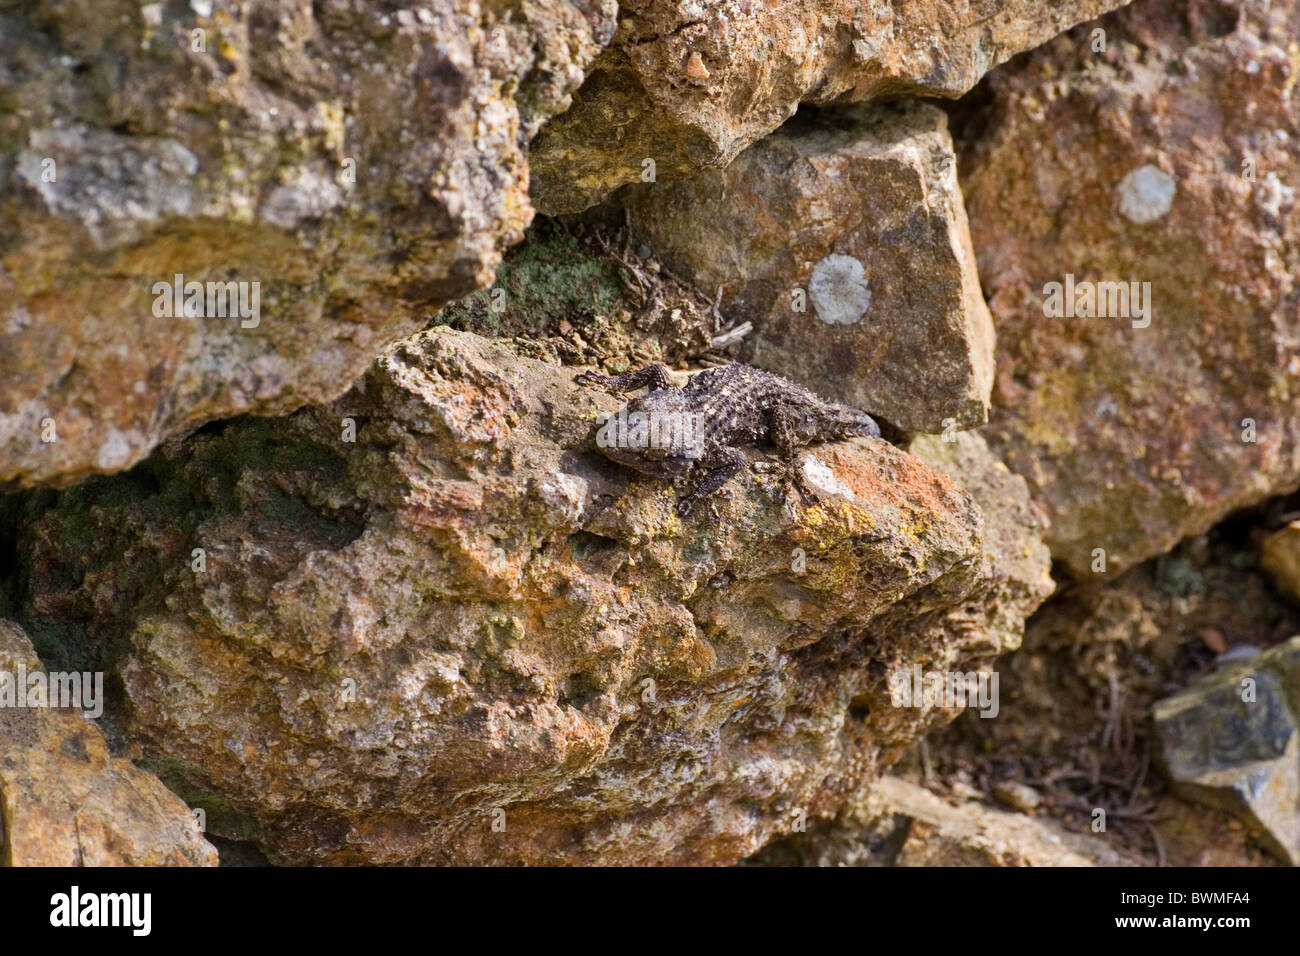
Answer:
576, 362, 881, 515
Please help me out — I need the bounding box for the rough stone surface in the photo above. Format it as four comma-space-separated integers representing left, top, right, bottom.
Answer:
6, 330, 1050, 865
623, 102, 995, 433
1153, 635, 1300, 865
530, 0, 1132, 214
753, 775, 1139, 866
964, 0, 1300, 577
907, 431, 1055, 640
0, 0, 616, 490
0, 620, 217, 866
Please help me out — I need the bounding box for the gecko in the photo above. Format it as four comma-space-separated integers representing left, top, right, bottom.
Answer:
575, 362, 882, 516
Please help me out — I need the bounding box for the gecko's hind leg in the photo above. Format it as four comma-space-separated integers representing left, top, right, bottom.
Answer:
676, 447, 748, 517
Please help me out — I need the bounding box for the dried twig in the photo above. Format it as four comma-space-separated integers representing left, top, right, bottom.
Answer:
710, 322, 752, 350
1145, 821, 1167, 867
1127, 741, 1150, 810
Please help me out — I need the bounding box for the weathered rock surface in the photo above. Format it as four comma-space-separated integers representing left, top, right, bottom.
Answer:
0, 0, 615, 490
753, 775, 1139, 866
0, 620, 216, 866
1154, 635, 1300, 865
907, 431, 1055, 636
6, 329, 1050, 865
621, 102, 994, 433
529, 0, 1131, 214
964, 0, 1300, 577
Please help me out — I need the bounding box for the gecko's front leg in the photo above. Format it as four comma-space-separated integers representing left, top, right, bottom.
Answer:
768, 404, 822, 506
575, 363, 675, 393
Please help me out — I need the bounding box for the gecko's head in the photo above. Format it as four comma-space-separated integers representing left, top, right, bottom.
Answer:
833, 405, 881, 440
593, 391, 704, 477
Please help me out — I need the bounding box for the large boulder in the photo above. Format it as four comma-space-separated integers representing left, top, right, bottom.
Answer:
6, 330, 1050, 864
529, 0, 1132, 214
0, 0, 615, 490
964, 0, 1300, 577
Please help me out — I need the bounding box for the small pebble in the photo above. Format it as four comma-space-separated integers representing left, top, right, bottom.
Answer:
993, 781, 1041, 814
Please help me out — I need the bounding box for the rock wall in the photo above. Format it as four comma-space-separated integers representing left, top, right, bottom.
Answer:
0, 620, 216, 865
3, 0, 1298, 867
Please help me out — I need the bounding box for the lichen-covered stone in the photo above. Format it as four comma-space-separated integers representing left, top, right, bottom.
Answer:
622, 102, 995, 433
0, 620, 216, 866
7, 330, 1050, 865
529, 0, 1131, 214
1153, 636, 1300, 865
0, 0, 615, 490
964, 0, 1300, 577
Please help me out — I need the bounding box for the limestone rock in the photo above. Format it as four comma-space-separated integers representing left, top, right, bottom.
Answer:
7, 329, 1050, 865
964, 0, 1300, 577
0, 0, 616, 490
623, 102, 995, 433
753, 776, 1140, 866
0, 620, 216, 866
529, 0, 1132, 214
1153, 635, 1300, 865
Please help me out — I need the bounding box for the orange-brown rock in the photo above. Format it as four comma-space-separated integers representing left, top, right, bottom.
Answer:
0, 0, 615, 490
0, 620, 216, 866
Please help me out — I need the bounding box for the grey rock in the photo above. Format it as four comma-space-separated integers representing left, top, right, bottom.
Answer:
1154, 636, 1300, 865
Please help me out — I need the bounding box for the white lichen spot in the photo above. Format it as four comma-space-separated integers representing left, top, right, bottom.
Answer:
15, 127, 198, 245
1258, 172, 1295, 218
808, 254, 872, 326
1117, 164, 1175, 224
799, 455, 855, 500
